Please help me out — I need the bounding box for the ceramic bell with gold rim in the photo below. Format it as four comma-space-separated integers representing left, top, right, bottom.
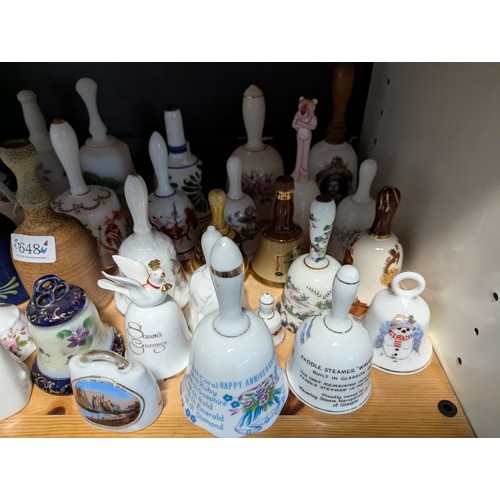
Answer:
250, 175, 304, 287
187, 188, 247, 274
180, 236, 288, 438
344, 185, 403, 317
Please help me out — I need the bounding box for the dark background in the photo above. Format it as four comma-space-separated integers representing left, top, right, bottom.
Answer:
0, 62, 373, 193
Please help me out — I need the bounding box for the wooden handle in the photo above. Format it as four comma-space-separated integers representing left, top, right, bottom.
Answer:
325, 63, 355, 145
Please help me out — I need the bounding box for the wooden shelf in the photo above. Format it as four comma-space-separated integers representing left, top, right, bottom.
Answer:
0, 273, 475, 438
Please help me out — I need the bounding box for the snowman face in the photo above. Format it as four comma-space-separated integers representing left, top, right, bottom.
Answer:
392, 325, 415, 335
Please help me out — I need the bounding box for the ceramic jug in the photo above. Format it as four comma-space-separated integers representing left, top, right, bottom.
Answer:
327, 158, 377, 261
0, 212, 29, 305
76, 77, 136, 194
280, 194, 340, 333
49, 119, 129, 270
180, 237, 288, 437
250, 175, 304, 287
290, 96, 321, 247
231, 85, 284, 225
344, 186, 403, 317
224, 155, 259, 260
363, 271, 433, 374
116, 173, 189, 313
186, 225, 223, 332
286, 264, 373, 414
148, 131, 200, 264
0, 303, 36, 361
16, 89, 69, 198
0, 139, 112, 312
309, 63, 358, 204
164, 106, 211, 228
26, 274, 124, 395
98, 255, 192, 381
255, 292, 285, 347
0, 343, 32, 420
69, 349, 163, 432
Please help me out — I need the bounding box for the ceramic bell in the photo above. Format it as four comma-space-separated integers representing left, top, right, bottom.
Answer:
224, 155, 259, 260
327, 158, 377, 261
280, 194, 341, 333
255, 292, 285, 347
0, 343, 32, 420
187, 188, 247, 274
26, 274, 124, 395
98, 255, 192, 381
0, 176, 24, 226
75, 77, 136, 194
0, 139, 112, 312
286, 265, 373, 414
186, 225, 223, 332
180, 237, 288, 438
116, 173, 189, 314
309, 63, 358, 204
164, 106, 211, 228
148, 131, 200, 264
290, 96, 321, 247
0, 303, 36, 361
363, 271, 433, 374
69, 349, 163, 432
16, 89, 69, 198
250, 175, 304, 287
49, 119, 129, 270
231, 84, 284, 225
344, 186, 403, 317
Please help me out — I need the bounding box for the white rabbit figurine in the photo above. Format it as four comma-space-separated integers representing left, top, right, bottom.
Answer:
98, 255, 192, 381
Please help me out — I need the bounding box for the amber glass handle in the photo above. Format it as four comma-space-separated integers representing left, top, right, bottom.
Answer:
325, 62, 355, 145
208, 189, 229, 235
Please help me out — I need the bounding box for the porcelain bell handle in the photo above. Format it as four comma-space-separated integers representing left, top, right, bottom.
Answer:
78, 349, 130, 370
325, 62, 355, 145
307, 194, 336, 266
17, 90, 53, 152
164, 107, 186, 149
324, 264, 360, 333
124, 173, 152, 235
149, 131, 175, 197
242, 84, 266, 151
352, 159, 377, 204
391, 271, 425, 299
49, 119, 90, 196
75, 77, 110, 145
226, 156, 244, 200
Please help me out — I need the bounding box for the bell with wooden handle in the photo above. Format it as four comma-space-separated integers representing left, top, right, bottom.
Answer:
309, 63, 358, 205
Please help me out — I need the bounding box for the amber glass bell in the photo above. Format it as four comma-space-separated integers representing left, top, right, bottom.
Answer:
250, 175, 304, 287
187, 188, 247, 274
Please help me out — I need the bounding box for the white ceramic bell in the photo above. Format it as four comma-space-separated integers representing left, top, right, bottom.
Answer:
76, 77, 136, 194
290, 96, 321, 247
231, 85, 284, 224
186, 225, 223, 332
309, 63, 358, 204
16, 89, 69, 198
164, 107, 211, 227
255, 292, 285, 347
49, 119, 129, 270
286, 264, 374, 414
327, 158, 377, 262
148, 131, 200, 264
98, 255, 192, 381
180, 237, 288, 438
280, 194, 341, 333
0, 343, 32, 420
224, 155, 259, 260
363, 271, 433, 374
26, 274, 124, 395
69, 349, 163, 432
344, 186, 403, 317
117, 173, 189, 314
0, 303, 37, 361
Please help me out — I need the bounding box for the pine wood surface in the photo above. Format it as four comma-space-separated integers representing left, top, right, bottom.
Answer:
0, 273, 476, 438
